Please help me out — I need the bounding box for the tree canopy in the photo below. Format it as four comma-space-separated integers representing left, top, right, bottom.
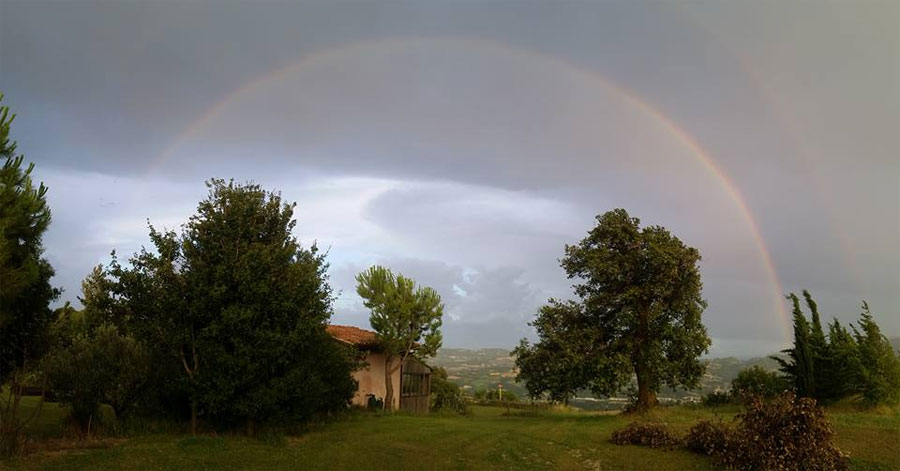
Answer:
85, 179, 358, 431
513, 300, 593, 404
515, 209, 710, 410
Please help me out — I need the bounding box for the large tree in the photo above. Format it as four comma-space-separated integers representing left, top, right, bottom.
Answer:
516, 209, 710, 410
356, 266, 443, 412
0, 94, 59, 455
774, 293, 819, 398
94, 179, 357, 432
852, 302, 900, 405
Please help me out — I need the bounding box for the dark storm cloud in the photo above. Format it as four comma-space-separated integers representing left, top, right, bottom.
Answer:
2, 1, 897, 356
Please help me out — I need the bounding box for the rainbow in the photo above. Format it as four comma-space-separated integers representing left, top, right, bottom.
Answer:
150, 37, 790, 339
674, 10, 862, 297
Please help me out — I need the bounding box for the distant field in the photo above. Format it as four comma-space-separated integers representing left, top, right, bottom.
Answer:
5, 399, 898, 470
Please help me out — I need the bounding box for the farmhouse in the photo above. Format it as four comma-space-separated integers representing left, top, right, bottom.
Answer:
326, 324, 432, 414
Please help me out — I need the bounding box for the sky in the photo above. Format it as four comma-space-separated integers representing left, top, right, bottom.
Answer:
1, 1, 897, 357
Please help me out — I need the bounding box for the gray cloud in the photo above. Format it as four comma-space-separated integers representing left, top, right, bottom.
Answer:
331, 257, 540, 348
2, 1, 897, 356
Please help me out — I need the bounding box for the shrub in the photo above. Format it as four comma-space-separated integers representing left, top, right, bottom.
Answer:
687, 393, 849, 470
684, 419, 730, 456
430, 368, 469, 415
42, 323, 150, 435
725, 393, 848, 470
730, 366, 787, 400
702, 391, 732, 406
472, 387, 518, 403
610, 422, 679, 448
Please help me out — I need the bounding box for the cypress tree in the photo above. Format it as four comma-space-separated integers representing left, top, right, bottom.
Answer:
826, 319, 860, 399
852, 303, 900, 405
774, 293, 816, 398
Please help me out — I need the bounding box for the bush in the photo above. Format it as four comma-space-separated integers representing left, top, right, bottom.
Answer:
472, 387, 518, 403
702, 391, 732, 406
42, 323, 150, 435
430, 368, 469, 415
725, 393, 848, 470
730, 366, 787, 400
687, 393, 849, 470
684, 419, 730, 456
610, 422, 679, 448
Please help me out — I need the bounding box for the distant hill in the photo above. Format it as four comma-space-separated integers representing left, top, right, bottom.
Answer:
432, 348, 787, 400
431, 348, 521, 395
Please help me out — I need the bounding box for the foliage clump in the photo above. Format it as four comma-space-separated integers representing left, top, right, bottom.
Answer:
687, 393, 848, 470
730, 366, 787, 400
684, 419, 730, 456
701, 391, 732, 407
609, 422, 679, 448
430, 368, 469, 415
472, 387, 518, 403
775, 291, 900, 406
41, 318, 149, 435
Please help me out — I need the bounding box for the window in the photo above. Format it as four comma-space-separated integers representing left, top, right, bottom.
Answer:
401, 372, 429, 397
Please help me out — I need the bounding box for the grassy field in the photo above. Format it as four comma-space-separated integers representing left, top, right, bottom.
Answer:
3, 399, 898, 470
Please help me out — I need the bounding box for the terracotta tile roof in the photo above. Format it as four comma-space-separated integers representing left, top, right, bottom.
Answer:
326, 324, 380, 348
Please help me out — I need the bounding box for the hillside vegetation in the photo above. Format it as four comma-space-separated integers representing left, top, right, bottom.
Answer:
432, 349, 784, 401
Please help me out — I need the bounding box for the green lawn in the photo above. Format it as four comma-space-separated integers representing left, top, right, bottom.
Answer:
4, 402, 899, 470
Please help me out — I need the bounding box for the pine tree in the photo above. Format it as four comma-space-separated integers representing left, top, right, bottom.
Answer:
0, 93, 59, 456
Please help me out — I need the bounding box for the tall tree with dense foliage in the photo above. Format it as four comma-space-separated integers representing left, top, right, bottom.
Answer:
356, 265, 443, 411
774, 293, 819, 398
0, 94, 59, 455
852, 303, 900, 405
825, 319, 860, 399
92, 179, 357, 433
517, 209, 710, 411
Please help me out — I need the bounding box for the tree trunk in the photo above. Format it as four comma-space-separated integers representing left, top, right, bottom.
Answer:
190, 399, 198, 436
633, 309, 657, 412
384, 355, 395, 412
635, 367, 658, 412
